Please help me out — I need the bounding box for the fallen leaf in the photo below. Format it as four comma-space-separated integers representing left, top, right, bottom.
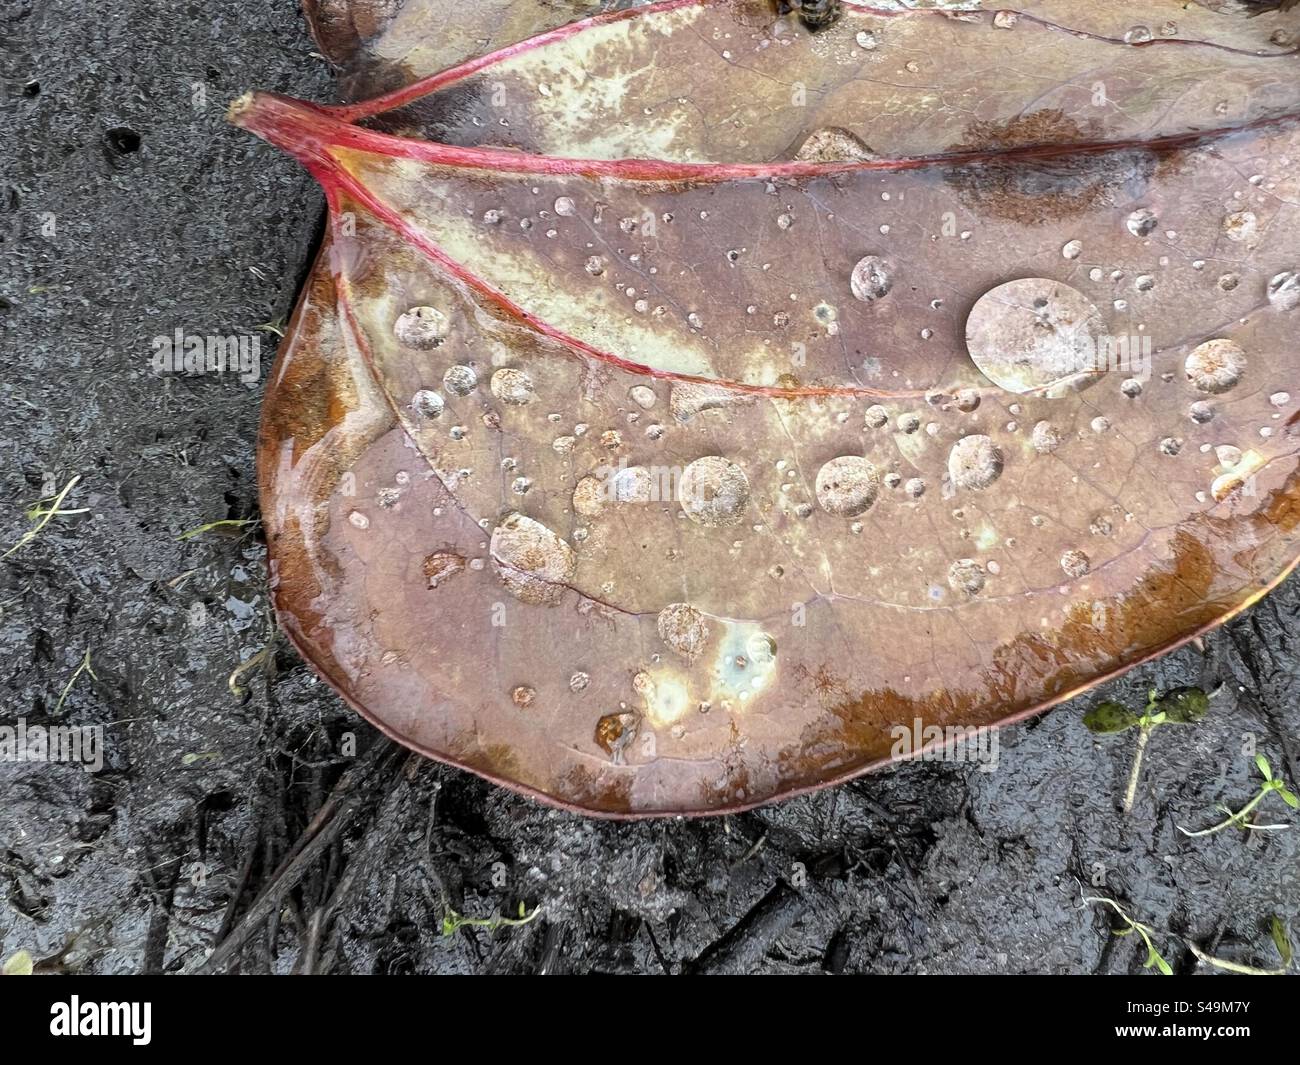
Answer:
238, 0, 1300, 816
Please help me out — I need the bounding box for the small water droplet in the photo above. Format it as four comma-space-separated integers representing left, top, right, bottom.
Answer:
553, 196, 576, 216
1267, 271, 1300, 312
1222, 210, 1257, 243
948, 558, 986, 596
1125, 207, 1158, 237
1060, 549, 1091, 578
629, 385, 656, 409
948, 435, 1003, 490
348, 510, 369, 529
412, 389, 444, 418
1032, 421, 1062, 454
850, 255, 893, 302
1062, 239, 1083, 260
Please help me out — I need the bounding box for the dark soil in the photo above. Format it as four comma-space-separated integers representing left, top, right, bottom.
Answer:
0, 0, 1296, 975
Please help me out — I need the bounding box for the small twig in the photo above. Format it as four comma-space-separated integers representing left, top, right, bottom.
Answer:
1186, 941, 1287, 976
198, 739, 398, 972
53, 649, 98, 714
1123, 725, 1152, 815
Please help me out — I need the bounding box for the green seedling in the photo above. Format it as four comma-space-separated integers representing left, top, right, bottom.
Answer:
254, 316, 287, 338
177, 518, 258, 540
53, 649, 98, 715
1083, 686, 1209, 814
2, 950, 34, 976
1085, 898, 1294, 976
1188, 916, 1294, 976
1084, 896, 1173, 975
3, 475, 88, 560
1178, 754, 1297, 837
227, 642, 277, 701
441, 901, 541, 937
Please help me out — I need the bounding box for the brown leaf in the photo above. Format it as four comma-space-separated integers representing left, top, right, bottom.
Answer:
238, 0, 1300, 816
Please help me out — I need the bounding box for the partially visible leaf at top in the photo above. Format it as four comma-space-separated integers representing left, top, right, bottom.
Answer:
236, 0, 1300, 816
1154, 686, 1210, 724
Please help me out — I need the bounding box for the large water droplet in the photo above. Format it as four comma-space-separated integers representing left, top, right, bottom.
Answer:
1185, 340, 1246, 394
658, 603, 710, 661
443, 364, 478, 396
490, 367, 535, 405
394, 305, 448, 350
948, 435, 1004, 490
794, 127, 876, 163
814, 456, 881, 517
679, 456, 751, 527
490, 513, 576, 605
965, 278, 1105, 396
